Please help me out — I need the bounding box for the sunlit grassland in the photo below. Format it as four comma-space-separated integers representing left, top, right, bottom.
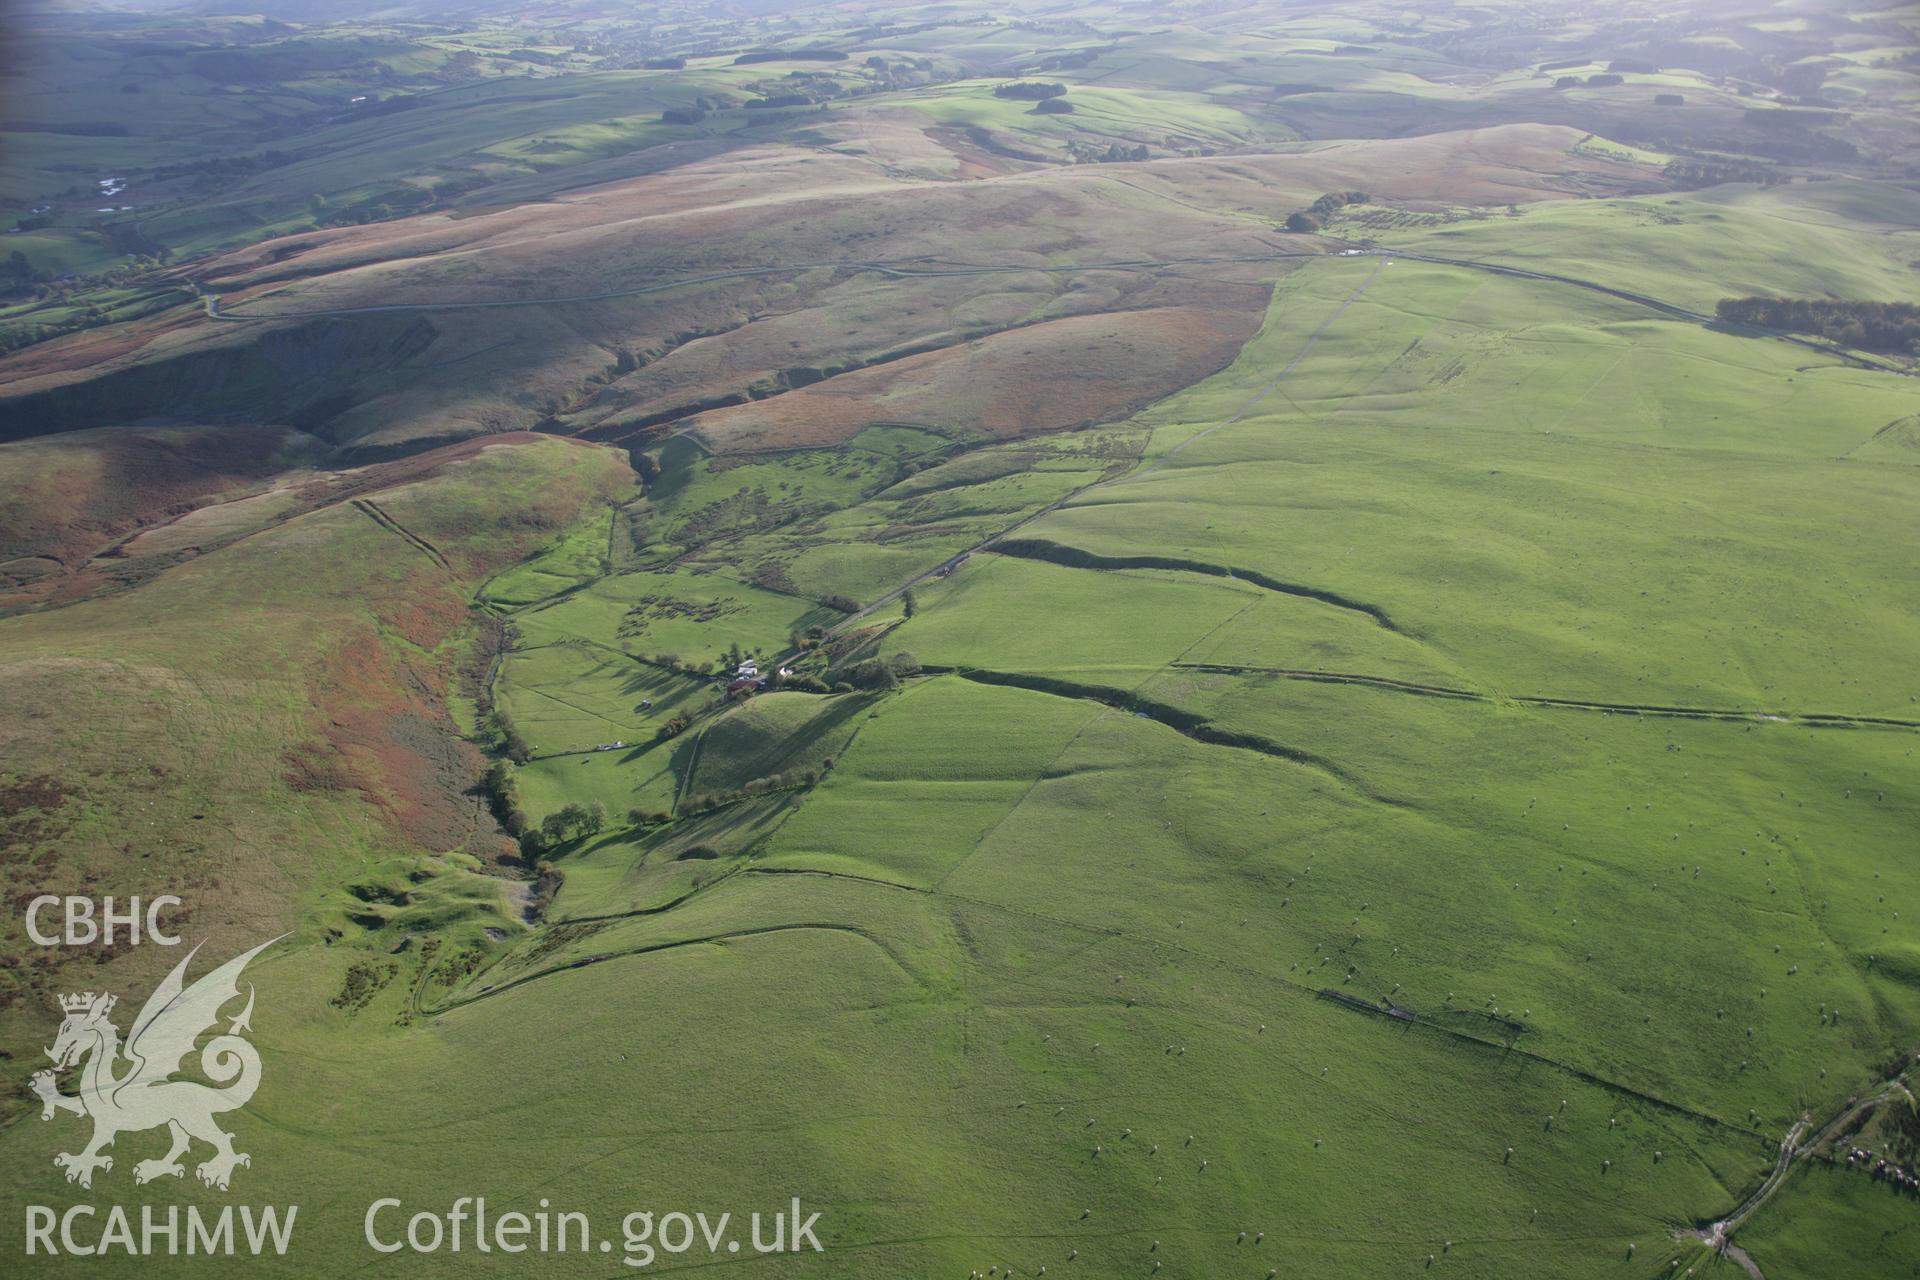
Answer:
0, 436, 628, 1073
494, 642, 701, 755
892, 79, 1280, 149
685, 691, 870, 794
713, 461, 1110, 604
1032, 256, 1920, 713
478, 504, 617, 607
299, 198, 1920, 1279
1736, 1158, 1920, 1270
867, 561, 1917, 1149
1368, 183, 1920, 309
424, 673, 1786, 1278
646, 427, 951, 552
896, 551, 1470, 686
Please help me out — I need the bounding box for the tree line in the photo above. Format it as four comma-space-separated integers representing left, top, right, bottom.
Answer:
994, 81, 1066, 101
1285, 190, 1370, 234
1716, 297, 1920, 354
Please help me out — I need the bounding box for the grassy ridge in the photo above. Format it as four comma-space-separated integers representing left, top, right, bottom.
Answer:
0, 436, 630, 1066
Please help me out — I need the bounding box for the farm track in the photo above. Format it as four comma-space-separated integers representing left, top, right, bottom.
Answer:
1178, 662, 1482, 701
1176, 662, 1920, 731
672, 720, 710, 814
1675, 1057, 1917, 1276
201, 253, 1317, 321
348, 498, 451, 571
1151, 252, 1385, 467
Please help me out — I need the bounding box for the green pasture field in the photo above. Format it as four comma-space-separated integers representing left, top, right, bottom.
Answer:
509, 566, 822, 660
896, 551, 1471, 687
1030, 255, 1919, 713
707, 463, 1108, 604
895, 79, 1281, 151
4, 4, 1920, 1277
659, 427, 1144, 606
643, 426, 953, 555
681, 691, 869, 795
515, 742, 682, 829
1364, 182, 1920, 310
494, 641, 703, 755
477, 505, 619, 608
0, 432, 629, 1052
445, 177, 1915, 1275
394, 669, 1805, 1277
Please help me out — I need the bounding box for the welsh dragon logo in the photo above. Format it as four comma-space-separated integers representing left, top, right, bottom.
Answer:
31, 937, 282, 1191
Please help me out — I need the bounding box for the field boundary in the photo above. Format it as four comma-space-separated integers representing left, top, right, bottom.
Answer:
931, 665, 1395, 802
992, 539, 1403, 631
1177, 662, 1920, 730
350, 497, 452, 571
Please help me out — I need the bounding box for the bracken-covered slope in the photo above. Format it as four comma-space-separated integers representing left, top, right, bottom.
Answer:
0, 126, 1655, 453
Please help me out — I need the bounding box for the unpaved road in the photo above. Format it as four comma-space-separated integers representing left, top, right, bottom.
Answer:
201, 253, 1313, 321
1675, 1058, 1918, 1278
